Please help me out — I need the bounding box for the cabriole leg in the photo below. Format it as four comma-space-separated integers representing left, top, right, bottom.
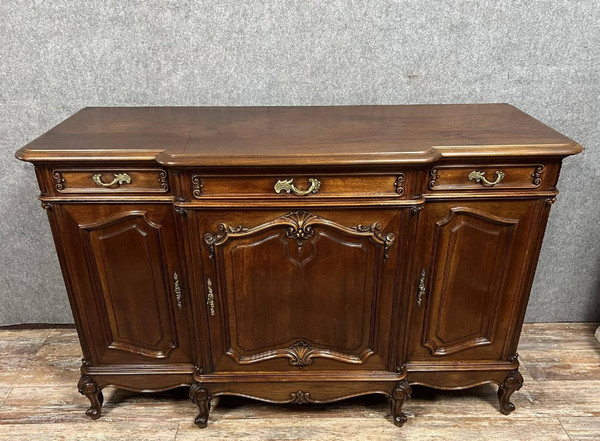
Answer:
498, 369, 524, 415
390, 379, 411, 427
77, 374, 103, 420
190, 382, 211, 428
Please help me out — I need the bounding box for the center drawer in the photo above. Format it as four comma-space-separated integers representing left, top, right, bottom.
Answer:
189, 173, 407, 199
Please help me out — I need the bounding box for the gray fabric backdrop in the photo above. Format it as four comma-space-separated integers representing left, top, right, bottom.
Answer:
1, 1, 599, 325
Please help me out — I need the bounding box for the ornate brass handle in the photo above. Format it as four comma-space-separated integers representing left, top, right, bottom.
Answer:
417, 269, 426, 307
206, 278, 215, 316
468, 170, 505, 187
173, 273, 183, 310
92, 173, 131, 187
274, 178, 321, 196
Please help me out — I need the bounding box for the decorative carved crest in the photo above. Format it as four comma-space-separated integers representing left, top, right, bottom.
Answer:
287, 341, 317, 367
283, 210, 318, 247
428, 168, 439, 189
394, 173, 405, 196
204, 210, 396, 261
531, 165, 544, 187
204, 224, 249, 259
52, 171, 65, 191
227, 340, 374, 367
290, 390, 311, 404
158, 170, 169, 191
192, 175, 203, 198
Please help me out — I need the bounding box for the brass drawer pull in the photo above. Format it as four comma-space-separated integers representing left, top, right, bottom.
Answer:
417, 269, 426, 307
468, 170, 505, 187
92, 173, 132, 187
274, 178, 321, 196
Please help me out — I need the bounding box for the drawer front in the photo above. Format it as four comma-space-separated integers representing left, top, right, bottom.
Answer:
52, 168, 169, 194
191, 173, 406, 199
428, 164, 545, 192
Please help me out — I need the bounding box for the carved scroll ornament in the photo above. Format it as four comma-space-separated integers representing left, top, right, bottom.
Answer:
203, 210, 395, 261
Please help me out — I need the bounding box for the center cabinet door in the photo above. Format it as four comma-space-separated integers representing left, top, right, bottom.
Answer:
195, 209, 404, 372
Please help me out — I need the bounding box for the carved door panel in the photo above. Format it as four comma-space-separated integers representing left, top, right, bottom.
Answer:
407, 201, 540, 362
54, 204, 192, 365
196, 209, 404, 372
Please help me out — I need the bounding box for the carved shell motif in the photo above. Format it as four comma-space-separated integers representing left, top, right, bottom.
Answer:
287, 341, 316, 367
284, 210, 318, 247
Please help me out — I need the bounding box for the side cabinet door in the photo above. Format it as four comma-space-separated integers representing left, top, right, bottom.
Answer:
54, 204, 192, 365
407, 200, 541, 362
195, 209, 403, 372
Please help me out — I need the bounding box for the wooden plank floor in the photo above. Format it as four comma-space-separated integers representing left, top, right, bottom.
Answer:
0, 323, 598, 440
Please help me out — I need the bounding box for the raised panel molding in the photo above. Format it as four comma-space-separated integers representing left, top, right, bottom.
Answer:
225, 229, 372, 357
423, 207, 518, 356
205, 210, 395, 366
80, 211, 178, 359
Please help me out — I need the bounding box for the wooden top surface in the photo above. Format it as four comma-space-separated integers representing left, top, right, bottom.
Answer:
16, 104, 581, 166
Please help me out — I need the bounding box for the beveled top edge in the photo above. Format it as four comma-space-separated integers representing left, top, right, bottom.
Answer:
15, 104, 582, 165
153, 143, 582, 167
15, 142, 582, 165
153, 149, 441, 167
15, 148, 164, 162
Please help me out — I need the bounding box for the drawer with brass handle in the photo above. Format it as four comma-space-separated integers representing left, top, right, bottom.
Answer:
189, 173, 408, 199
274, 178, 321, 195
50, 168, 170, 194
427, 164, 546, 192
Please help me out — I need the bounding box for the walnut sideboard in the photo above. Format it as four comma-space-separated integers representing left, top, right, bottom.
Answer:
16, 105, 581, 428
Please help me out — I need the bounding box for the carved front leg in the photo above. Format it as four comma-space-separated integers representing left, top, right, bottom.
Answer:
390, 379, 411, 427
77, 375, 103, 420
498, 370, 524, 415
190, 383, 211, 429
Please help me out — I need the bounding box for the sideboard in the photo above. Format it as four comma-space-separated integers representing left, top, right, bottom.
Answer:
16, 104, 581, 428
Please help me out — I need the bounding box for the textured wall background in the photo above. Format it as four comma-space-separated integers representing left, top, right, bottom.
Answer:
1, 0, 599, 325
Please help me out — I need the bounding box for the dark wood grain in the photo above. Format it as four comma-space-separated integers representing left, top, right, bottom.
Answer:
15, 105, 581, 165
14, 104, 580, 429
